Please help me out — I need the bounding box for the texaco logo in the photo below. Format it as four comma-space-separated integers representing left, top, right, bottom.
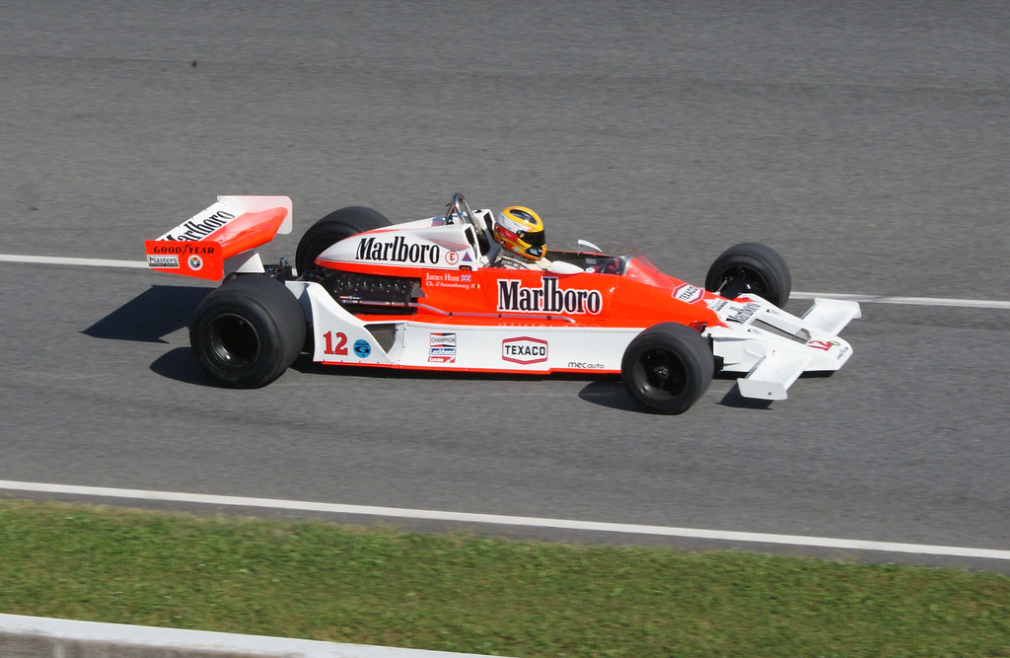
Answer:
672, 283, 704, 304
501, 336, 548, 365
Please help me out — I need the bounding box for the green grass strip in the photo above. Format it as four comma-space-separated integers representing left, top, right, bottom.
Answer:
1, 499, 1008, 657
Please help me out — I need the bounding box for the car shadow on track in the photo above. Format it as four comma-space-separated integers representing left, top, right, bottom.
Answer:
82, 285, 210, 343
715, 385, 774, 410
576, 379, 642, 412
82, 284, 219, 386
292, 361, 653, 412
149, 347, 216, 386
578, 377, 776, 413
149, 353, 781, 412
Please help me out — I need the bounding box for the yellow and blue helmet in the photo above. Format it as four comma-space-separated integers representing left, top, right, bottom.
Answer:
494, 206, 546, 260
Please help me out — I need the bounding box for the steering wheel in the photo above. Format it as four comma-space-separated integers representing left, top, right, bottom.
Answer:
446, 192, 493, 255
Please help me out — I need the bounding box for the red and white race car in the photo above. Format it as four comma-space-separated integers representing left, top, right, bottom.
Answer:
145, 193, 860, 414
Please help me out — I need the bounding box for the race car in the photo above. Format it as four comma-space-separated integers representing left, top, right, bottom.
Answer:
144, 193, 860, 414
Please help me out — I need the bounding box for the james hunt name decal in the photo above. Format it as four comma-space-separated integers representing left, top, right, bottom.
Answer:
424, 272, 476, 290
502, 336, 548, 365
497, 278, 603, 315
356, 236, 441, 265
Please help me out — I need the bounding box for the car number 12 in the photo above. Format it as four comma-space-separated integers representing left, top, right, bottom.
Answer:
323, 331, 348, 355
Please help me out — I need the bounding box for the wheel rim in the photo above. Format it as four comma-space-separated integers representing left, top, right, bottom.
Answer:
715, 265, 769, 300
207, 314, 261, 370
636, 347, 688, 399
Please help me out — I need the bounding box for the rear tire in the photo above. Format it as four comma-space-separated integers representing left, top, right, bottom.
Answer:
621, 323, 714, 414
190, 275, 306, 388
705, 242, 791, 309
295, 206, 391, 275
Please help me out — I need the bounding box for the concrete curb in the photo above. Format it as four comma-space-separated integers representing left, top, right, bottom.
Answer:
0, 614, 510, 658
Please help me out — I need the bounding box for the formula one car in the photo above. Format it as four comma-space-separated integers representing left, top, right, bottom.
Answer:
144, 193, 860, 414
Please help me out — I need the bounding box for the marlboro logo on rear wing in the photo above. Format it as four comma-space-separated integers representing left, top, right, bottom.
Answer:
145, 196, 292, 281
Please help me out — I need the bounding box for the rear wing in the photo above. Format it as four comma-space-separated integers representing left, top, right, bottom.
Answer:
145, 196, 292, 281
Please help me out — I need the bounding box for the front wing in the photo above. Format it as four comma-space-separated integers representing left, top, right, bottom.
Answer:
706, 295, 861, 400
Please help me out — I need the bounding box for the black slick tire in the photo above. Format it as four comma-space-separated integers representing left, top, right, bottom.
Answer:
621, 323, 714, 414
704, 242, 792, 309
190, 275, 306, 388
295, 206, 391, 275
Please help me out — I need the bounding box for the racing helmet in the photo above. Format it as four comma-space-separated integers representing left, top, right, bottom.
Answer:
494, 206, 546, 260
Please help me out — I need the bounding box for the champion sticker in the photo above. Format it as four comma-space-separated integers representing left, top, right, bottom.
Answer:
428, 332, 457, 363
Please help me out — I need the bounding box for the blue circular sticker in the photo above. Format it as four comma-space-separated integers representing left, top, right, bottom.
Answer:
353, 339, 371, 358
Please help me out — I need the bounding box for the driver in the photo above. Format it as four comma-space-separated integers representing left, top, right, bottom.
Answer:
493, 206, 552, 270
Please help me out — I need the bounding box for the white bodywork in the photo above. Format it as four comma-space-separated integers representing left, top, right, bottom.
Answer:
284, 280, 640, 373
317, 216, 487, 271
283, 279, 859, 400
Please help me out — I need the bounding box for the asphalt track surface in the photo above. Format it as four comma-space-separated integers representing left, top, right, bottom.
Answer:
2, 2, 1009, 572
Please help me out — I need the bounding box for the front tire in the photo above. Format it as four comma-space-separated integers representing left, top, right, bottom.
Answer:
190, 275, 306, 388
705, 242, 791, 309
621, 323, 714, 414
295, 206, 391, 275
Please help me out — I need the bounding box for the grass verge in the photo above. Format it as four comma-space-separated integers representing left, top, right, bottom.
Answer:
1, 498, 1008, 657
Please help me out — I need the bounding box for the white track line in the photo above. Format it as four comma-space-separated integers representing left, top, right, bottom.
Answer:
2, 480, 1008, 561
790, 291, 1010, 310
0, 254, 148, 269
0, 614, 491, 658
3, 253, 1008, 310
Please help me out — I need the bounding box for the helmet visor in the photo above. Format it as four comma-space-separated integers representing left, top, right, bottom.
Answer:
518, 229, 545, 247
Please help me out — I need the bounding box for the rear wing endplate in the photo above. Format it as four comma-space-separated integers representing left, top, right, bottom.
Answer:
144, 195, 292, 281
